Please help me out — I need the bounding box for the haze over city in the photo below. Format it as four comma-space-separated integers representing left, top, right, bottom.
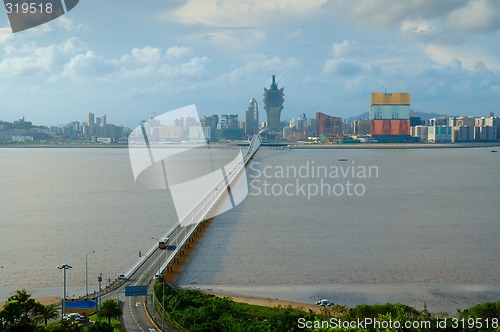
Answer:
0, 0, 499, 127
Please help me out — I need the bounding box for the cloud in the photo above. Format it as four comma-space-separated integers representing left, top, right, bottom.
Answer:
130, 46, 162, 64
62, 51, 119, 78
331, 39, 365, 58
56, 16, 86, 31
220, 55, 301, 84
170, 0, 328, 27
0, 28, 12, 43
445, 0, 500, 34
323, 58, 363, 75
0, 37, 87, 77
338, 0, 468, 29
400, 19, 433, 35
165, 46, 193, 60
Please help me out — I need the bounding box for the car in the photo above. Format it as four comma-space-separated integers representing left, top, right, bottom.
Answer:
63, 313, 85, 321
117, 274, 127, 280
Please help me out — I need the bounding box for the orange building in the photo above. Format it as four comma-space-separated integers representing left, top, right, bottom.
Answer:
370, 92, 412, 142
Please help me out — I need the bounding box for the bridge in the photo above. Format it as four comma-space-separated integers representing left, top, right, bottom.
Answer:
110, 134, 262, 331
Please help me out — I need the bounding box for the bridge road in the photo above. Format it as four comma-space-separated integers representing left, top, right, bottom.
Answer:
101, 135, 261, 331
102, 235, 183, 331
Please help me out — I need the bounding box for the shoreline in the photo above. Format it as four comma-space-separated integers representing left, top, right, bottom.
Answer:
0, 296, 61, 309
3, 283, 500, 316
205, 291, 324, 314
180, 283, 500, 316
290, 142, 500, 149
1, 142, 499, 149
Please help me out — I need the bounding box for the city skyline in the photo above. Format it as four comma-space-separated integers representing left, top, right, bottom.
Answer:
0, 1, 499, 128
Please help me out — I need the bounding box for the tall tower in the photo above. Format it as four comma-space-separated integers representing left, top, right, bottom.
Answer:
262, 75, 284, 138
245, 98, 259, 136
88, 112, 95, 137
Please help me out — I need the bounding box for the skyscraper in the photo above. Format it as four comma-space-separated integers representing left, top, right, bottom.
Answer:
262, 75, 284, 138
370, 92, 411, 142
88, 112, 95, 137
245, 98, 259, 136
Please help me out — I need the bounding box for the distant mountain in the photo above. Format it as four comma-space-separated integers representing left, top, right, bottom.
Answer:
347, 111, 448, 123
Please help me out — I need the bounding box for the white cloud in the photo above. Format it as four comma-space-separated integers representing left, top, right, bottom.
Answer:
130, 46, 162, 64
165, 46, 193, 60
56, 16, 86, 31
170, 0, 328, 26
219, 55, 301, 84
400, 19, 433, 35
62, 51, 119, 78
0, 37, 87, 77
422, 43, 500, 70
0, 28, 12, 43
331, 39, 365, 58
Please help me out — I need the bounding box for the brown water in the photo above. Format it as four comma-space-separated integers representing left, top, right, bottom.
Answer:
1, 147, 499, 313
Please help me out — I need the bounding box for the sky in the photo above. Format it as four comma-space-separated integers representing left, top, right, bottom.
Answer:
0, 0, 499, 128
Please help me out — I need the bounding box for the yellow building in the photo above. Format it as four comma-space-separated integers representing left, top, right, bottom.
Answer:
371, 92, 410, 105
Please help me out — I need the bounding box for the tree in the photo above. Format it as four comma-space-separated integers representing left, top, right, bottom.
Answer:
38, 305, 58, 326
98, 300, 122, 325
0, 290, 44, 331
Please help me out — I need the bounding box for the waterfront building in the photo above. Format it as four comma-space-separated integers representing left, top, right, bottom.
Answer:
88, 112, 95, 137
307, 118, 317, 136
316, 112, 343, 138
245, 98, 259, 137
411, 125, 428, 142
353, 119, 371, 136
428, 126, 452, 143
283, 126, 293, 140
370, 92, 411, 142
261, 75, 285, 139
456, 116, 477, 127
220, 114, 239, 129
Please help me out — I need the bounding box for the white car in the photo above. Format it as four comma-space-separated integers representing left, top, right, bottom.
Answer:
63, 313, 85, 321
118, 274, 127, 280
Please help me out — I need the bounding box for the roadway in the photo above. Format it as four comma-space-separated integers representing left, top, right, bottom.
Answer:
103, 135, 261, 331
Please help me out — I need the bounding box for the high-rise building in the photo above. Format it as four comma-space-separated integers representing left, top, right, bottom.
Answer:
370, 92, 411, 142
316, 112, 343, 137
262, 75, 284, 138
245, 98, 259, 136
220, 114, 238, 129
88, 112, 95, 137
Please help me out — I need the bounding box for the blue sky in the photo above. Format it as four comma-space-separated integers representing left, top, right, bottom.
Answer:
1, 0, 499, 127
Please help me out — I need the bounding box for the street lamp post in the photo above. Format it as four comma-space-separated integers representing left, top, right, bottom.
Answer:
57, 264, 72, 319
316, 299, 334, 321
97, 273, 102, 321
85, 251, 95, 299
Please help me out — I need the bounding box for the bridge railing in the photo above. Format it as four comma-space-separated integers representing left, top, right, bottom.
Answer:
157, 135, 259, 273
125, 135, 261, 279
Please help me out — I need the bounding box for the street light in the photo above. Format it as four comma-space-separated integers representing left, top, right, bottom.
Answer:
316, 299, 334, 321
97, 273, 102, 322
85, 250, 95, 299
57, 264, 72, 318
